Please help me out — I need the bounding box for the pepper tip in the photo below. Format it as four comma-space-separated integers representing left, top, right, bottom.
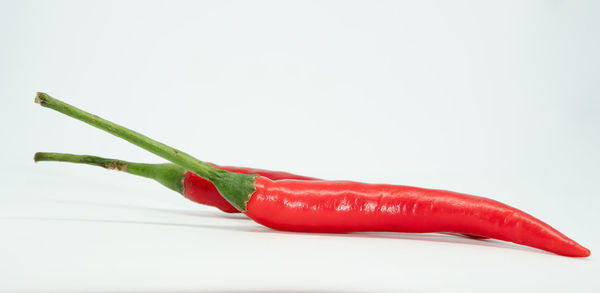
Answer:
567, 244, 591, 257
581, 247, 591, 257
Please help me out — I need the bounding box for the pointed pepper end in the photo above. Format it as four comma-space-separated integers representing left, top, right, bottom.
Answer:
566, 243, 591, 258
579, 247, 591, 257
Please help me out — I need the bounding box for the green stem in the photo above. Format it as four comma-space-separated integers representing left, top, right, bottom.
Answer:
34, 152, 186, 193
35, 92, 256, 211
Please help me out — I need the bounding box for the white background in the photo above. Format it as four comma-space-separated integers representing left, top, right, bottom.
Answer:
1, 1, 599, 292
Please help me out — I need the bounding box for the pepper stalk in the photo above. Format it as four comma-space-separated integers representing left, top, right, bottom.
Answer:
34, 92, 256, 211
34, 152, 187, 193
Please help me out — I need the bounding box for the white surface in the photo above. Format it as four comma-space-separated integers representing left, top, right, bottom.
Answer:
1, 1, 599, 292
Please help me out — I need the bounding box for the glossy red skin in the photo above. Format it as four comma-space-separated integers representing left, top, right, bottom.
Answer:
183, 165, 316, 213
245, 177, 590, 257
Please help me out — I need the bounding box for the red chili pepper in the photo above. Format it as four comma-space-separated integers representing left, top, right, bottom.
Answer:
33, 152, 315, 213
35, 92, 591, 257
246, 178, 589, 257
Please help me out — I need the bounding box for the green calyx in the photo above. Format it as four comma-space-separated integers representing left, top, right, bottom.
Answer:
210, 169, 258, 211
34, 152, 187, 194
35, 92, 256, 211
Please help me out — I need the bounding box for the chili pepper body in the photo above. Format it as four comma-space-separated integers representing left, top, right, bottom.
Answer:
245, 177, 590, 257
183, 166, 316, 213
